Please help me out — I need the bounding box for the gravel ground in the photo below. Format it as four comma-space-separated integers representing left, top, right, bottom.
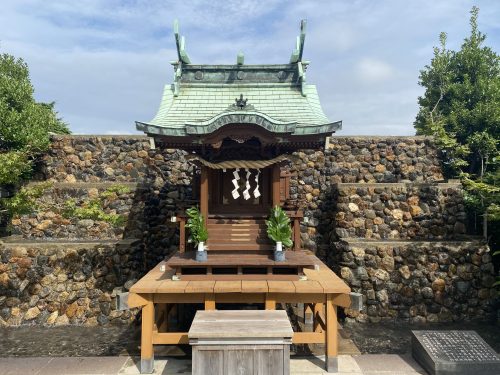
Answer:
1, 320, 498, 357
343, 320, 500, 354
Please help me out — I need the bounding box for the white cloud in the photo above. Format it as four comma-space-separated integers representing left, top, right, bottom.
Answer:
356, 58, 394, 83
0, 0, 499, 136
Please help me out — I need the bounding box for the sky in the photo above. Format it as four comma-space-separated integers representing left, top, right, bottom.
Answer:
0, 0, 499, 136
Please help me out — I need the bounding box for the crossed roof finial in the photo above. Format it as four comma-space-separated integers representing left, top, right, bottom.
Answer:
173, 19, 191, 64
290, 19, 307, 63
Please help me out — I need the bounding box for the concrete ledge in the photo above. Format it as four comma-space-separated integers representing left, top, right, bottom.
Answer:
330, 135, 432, 140
50, 134, 149, 140
335, 182, 461, 188
1, 237, 139, 248
27, 181, 138, 190
49, 134, 434, 142
339, 237, 486, 246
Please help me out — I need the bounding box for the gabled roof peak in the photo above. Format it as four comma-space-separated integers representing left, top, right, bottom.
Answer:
172, 19, 308, 66
171, 19, 310, 96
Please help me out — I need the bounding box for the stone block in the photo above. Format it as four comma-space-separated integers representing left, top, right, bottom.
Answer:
412, 330, 500, 375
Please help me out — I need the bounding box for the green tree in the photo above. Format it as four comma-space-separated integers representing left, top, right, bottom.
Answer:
0, 52, 69, 185
414, 6, 500, 242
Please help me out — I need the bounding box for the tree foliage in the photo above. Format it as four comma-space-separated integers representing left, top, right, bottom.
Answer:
0, 52, 69, 185
414, 6, 500, 243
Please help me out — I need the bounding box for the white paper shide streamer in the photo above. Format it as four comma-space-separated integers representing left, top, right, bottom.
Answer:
243, 169, 251, 200
253, 169, 261, 198
231, 168, 240, 199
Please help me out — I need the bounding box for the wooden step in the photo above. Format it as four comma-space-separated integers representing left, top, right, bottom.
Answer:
204, 243, 274, 251
208, 238, 271, 245
208, 219, 267, 225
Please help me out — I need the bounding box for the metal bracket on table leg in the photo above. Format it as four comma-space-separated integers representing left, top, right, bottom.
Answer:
350, 292, 363, 311
326, 356, 338, 373
140, 356, 154, 374
116, 292, 129, 310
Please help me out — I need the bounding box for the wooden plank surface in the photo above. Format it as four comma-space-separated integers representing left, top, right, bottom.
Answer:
129, 253, 351, 296
214, 280, 241, 293
293, 280, 324, 293
185, 280, 215, 293
188, 310, 293, 339
304, 265, 350, 294
156, 280, 189, 293
241, 280, 268, 293
267, 281, 296, 293
255, 349, 284, 374
129, 261, 169, 293
178, 274, 299, 281
166, 251, 316, 267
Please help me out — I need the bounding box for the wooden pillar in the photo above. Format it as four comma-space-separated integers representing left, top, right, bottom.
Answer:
325, 294, 338, 373
205, 294, 216, 310
141, 300, 155, 373
265, 294, 276, 310
304, 303, 313, 329
313, 302, 324, 333
272, 164, 280, 207
293, 216, 301, 251
158, 303, 168, 332
200, 166, 209, 224
179, 217, 186, 253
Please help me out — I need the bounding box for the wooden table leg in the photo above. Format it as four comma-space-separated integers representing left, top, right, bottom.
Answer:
304, 303, 313, 330
325, 294, 338, 372
158, 303, 168, 332
265, 294, 276, 310
205, 293, 216, 310
313, 302, 323, 333
141, 300, 155, 374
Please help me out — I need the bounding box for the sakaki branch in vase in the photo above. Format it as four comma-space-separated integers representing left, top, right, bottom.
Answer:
266, 206, 293, 262
185, 206, 209, 262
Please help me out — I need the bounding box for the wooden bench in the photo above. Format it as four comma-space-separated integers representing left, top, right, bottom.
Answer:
189, 310, 293, 375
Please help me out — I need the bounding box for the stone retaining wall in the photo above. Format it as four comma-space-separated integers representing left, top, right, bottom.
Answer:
10, 183, 138, 240
338, 239, 495, 323
322, 136, 444, 183
0, 240, 141, 326
332, 183, 466, 240
42, 135, 192, 185
0, 134, 496, 326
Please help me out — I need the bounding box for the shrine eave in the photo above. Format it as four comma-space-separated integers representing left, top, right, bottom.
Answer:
135, 117, 341, 138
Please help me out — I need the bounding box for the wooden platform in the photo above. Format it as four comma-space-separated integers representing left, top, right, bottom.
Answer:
128, 251, 350, 373
165, 251, 317, 281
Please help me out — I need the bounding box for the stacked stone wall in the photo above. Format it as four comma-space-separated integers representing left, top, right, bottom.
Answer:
338, 240, 494, 323
0, 240, 141, 326
10, 183, 138, 240
0, 134, 496, 325
323, 136, 444, 183
332, 183, 466, 240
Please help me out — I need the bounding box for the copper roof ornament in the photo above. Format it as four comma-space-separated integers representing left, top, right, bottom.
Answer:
235, 94, 248, 109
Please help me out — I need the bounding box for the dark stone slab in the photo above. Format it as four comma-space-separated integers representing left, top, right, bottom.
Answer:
412, 330, 500, 375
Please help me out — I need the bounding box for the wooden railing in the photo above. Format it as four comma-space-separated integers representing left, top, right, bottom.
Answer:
286, 210, 303, 251
177, 213, 187, 253
175, 210, 303, 253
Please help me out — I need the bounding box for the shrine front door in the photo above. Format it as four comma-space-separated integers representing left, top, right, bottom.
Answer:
208, 168, 272, 216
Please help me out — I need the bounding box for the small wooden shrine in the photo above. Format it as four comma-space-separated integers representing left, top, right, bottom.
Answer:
129, 20, 351, 373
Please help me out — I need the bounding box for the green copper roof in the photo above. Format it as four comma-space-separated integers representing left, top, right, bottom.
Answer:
136, 21, 341, 138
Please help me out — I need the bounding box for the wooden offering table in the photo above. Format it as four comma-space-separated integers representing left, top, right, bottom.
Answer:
128, 251, 351, 373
